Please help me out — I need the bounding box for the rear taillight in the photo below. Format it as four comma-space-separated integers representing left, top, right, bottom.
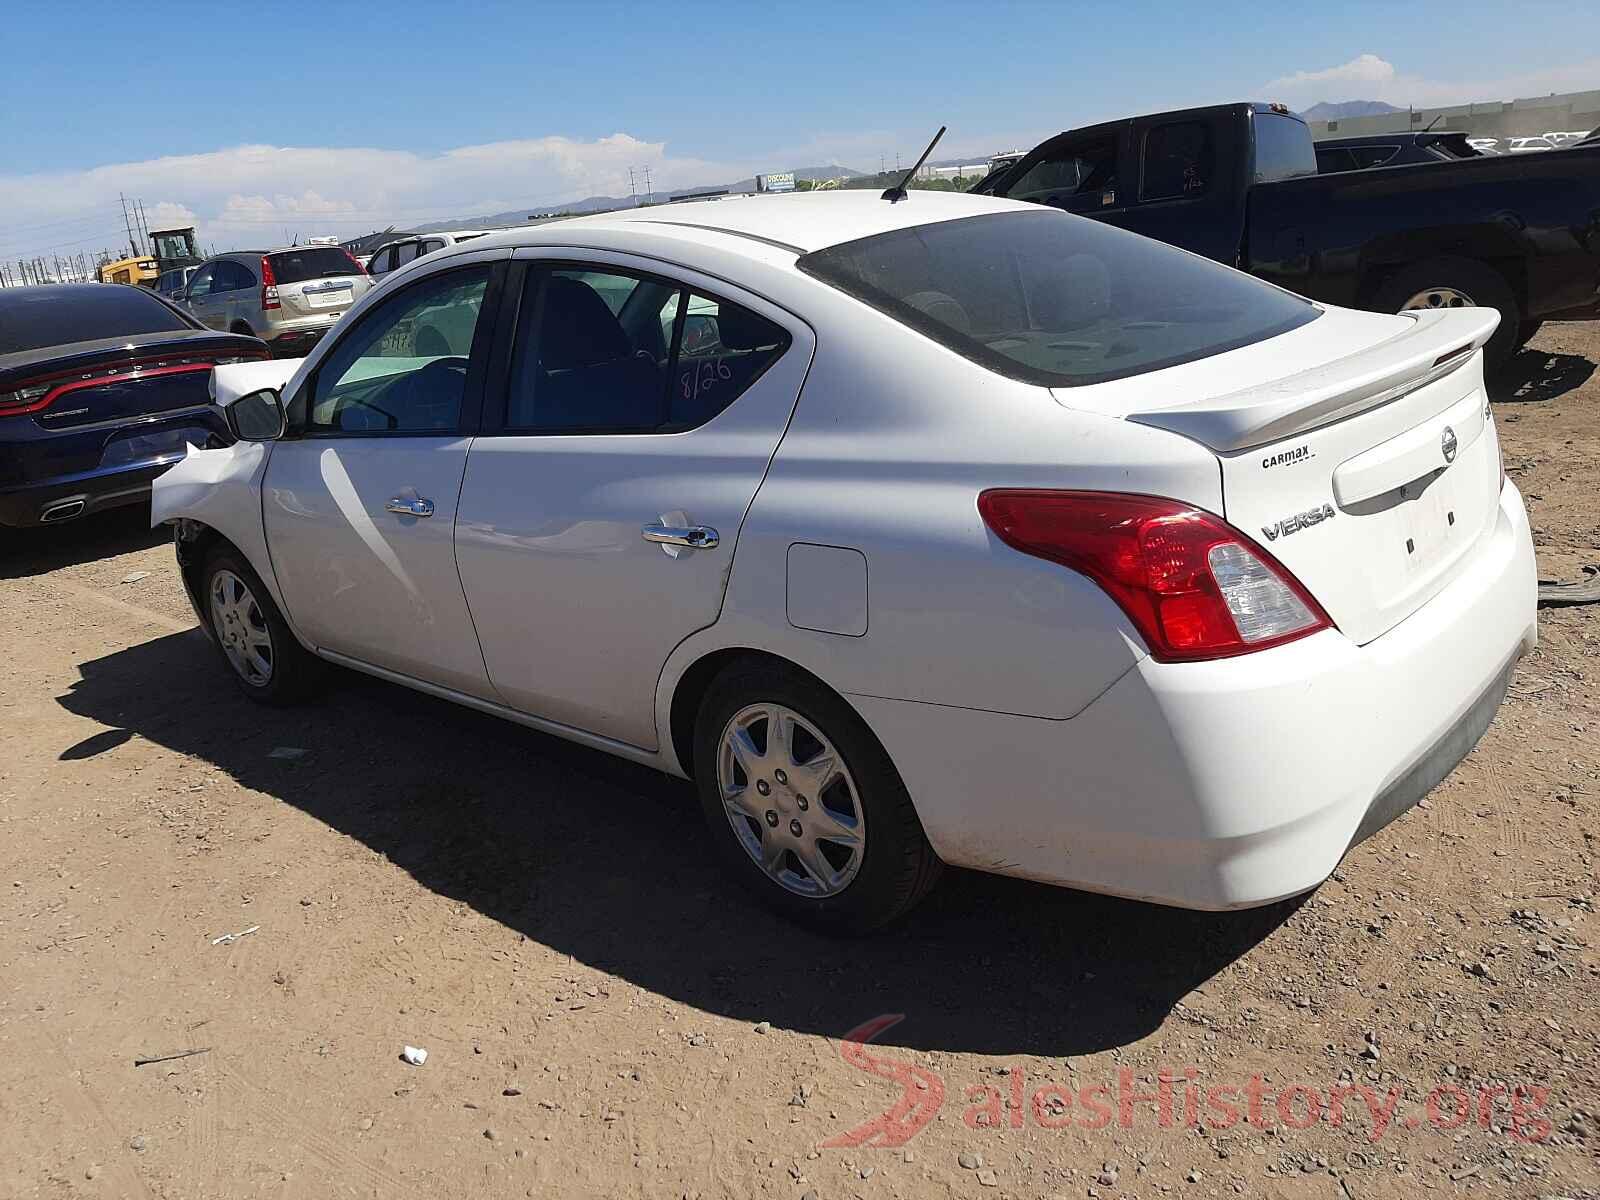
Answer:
978, 490, 1333, 662
341, 249, 368, 275
0, 349, 269, 418
0, 382, 53, 415
260, 255, 280, 310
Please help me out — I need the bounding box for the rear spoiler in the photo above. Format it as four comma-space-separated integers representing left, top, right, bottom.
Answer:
1127, 307, 1499, 452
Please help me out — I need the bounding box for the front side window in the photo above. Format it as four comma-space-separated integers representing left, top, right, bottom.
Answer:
420, 239, 444, 255
1141, 121, 1213, 200
1004, 137, 1119, 207
394, 242, 419, 267
305, 266, 489, 434
505, 267, 790, 433
798, 210, 1319, 387
369, 247, 394, 274
186, 264, 215, 298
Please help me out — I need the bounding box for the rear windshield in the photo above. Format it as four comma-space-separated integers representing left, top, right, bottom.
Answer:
1252, 112, 1318, 183
797, 210, 1319, 387
0, 286, 189, 355
268, 247, 363, 283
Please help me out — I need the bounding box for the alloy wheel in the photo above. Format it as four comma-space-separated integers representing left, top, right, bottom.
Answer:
1401, 286, 1476, 311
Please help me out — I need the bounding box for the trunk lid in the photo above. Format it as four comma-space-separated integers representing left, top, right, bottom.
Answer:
1056, 306, 1504, 644
1, 331, 267, 431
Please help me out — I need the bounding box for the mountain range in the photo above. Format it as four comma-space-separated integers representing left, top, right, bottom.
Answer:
1299, 100, 1404, 121
407, 164, 866, 233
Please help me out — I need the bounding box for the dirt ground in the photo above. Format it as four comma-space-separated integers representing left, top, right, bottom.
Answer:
1, 326, 1596, 1200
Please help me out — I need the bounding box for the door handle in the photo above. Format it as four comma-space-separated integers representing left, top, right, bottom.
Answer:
641, 522, 719, 549
386, 496, 435, 518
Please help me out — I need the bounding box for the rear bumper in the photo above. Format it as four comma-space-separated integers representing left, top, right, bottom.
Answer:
853, 483, 1538, 910
0, 458, 176, 527
265, 325, 333, 357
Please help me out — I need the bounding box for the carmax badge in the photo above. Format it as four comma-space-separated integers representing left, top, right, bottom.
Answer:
1261, 502, 1335, 542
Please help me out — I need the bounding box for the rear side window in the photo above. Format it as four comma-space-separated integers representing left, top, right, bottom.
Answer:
267, 247, 361, 284
1252, 112, 1318, 183
797, 210, 1318, 387
504, 267, 789, 433
1141, 121, 1213, 200
0, 286, 189, 354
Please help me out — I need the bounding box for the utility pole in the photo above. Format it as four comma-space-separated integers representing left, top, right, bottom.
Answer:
136, 199, 151, 254
120, 193, 139, 256
642, 165, 653, 204
628, 167, 638, 206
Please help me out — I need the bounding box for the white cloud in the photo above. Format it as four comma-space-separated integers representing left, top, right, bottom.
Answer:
1264, 52, 1397, 95
1264, 52, 1600, 110
0, 134, 754, 264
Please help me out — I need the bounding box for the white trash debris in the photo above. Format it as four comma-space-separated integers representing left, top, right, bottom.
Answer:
120, 571, 151, 585
211, 924, 260, 946
401, 1046, 428, 1066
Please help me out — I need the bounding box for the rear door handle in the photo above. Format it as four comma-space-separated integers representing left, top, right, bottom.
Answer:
386, 496, 435, 518
641, 522, 719, 549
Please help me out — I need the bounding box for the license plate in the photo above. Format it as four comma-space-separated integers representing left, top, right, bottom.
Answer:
306, 286, 350, 308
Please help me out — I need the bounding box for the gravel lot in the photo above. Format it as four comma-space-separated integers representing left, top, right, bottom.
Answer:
2, 326, 1596, 1199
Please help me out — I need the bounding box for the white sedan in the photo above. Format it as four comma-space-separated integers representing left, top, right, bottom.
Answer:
153, 190, 1537, 932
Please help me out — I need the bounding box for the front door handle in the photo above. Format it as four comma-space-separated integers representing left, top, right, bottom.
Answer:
386, 496, 435, 518
641, 522, 719, 549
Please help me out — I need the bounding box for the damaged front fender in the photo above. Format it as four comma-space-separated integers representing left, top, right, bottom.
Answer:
153, 439, 290, 619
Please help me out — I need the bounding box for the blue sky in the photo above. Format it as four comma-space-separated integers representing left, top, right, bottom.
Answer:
1, 0, 1595, 261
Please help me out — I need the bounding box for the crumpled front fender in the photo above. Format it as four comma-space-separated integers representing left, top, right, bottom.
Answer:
152, 439, 289, 617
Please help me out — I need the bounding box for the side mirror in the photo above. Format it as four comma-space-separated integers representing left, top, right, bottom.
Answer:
226, 388, 287, 441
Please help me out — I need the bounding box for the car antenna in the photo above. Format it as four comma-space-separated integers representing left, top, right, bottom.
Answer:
881, 126, 947, 202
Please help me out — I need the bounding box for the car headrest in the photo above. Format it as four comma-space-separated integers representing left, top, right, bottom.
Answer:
540, 276, 632, 369
903, 290, 972, 336
413, 325, 451, 358
713, 304, 777, 351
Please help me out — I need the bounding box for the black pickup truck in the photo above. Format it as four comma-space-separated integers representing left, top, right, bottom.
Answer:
973, 102, 1600, 365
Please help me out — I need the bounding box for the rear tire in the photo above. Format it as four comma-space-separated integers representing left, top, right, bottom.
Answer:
692, 660, 942, 934
199, 547, 321, 705
1515, 320, 1543, 351
1373, 257, 1520, 370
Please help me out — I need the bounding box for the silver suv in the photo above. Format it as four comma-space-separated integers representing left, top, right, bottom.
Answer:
185, 247, 373, 357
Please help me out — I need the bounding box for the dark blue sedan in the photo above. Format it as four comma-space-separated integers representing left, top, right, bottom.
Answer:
0, 284, 267, 528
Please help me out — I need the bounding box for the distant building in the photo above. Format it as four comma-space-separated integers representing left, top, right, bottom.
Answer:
925, 164, 989, 181
1305, 88, 1600, 142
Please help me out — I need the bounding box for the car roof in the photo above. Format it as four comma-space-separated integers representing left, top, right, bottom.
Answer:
461, 190, 1036, 257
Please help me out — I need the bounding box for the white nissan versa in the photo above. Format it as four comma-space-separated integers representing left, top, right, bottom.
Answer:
152, 190, 1537, 933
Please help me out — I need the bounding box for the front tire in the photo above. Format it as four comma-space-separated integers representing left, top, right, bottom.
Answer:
200, 548, 321, 705
693, 660, 941, 934
1373, 257, 1520, 370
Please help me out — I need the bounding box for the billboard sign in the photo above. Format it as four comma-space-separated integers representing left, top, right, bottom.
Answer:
758, 172, 796, 193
